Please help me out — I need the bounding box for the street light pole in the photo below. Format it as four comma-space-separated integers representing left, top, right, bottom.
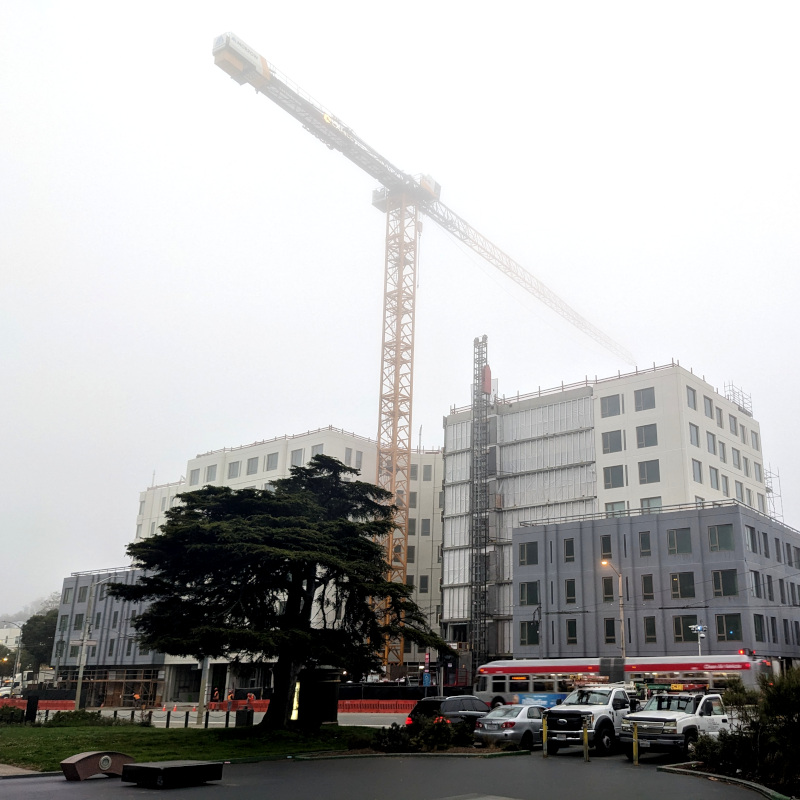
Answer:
1, 622, 23, 696
600, 562, 626, 661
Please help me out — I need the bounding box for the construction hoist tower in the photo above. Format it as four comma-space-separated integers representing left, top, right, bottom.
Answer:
470, 336, 491, 671
211, 32, 634, 666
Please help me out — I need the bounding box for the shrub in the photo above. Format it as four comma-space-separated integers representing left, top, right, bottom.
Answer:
0, 706, 24, 725
409, 716, 454, 751
371, 723, 414, 753
43, 709, 119, 727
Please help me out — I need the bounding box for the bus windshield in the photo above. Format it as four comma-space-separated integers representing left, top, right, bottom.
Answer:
562, 688, 611, 706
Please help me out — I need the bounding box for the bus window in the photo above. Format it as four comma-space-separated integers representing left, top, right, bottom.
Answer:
509, 677, 529, 692
534, 679, 554, 693
476, 676, 487, 692
491, 676, 506, 693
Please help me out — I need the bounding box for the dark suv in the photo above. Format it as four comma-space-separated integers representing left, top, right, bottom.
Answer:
405, 696, 490, 730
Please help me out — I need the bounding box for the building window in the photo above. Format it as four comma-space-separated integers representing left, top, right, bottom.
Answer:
639, 531, 651, 556
603, 465, 624, 489
605, 501, 626, 517
638, 460, 660, 484
709, 466, 720, 490
754, 462, 763, 482
729, 414, 738, 435
634, 387, 655, 411
69, 645, 79, 658
564, 538, 575, 562
565, 579, 576, 604
767, 574, 774, 601
73, 614, 84, 631
636, 424, 657, 448
708, 524, 734, 551
785, 618, 791, 644
423, 464, 432, 481
408, 518, 416, 535
707, 432, 717, 455
438, 492, 443, 509
704, 396, 714, 418
107, 639, 115, 657
641, 574, 654, 601
77, 586, 88, 603
668, 528, 692, 555
600, 394, 621, 418
246, 456, 259, 476
520, 581, 540, 606
355, 450, 363, 469
758, 494, 766, 513
406, 575, 415, 588
345, 448, 353, 466
673, 615, 699, 643
265, 453, 278, 471
740, 425, 748, 445
716, 408, 723, 428
686, 386, 697, 409
409, 492, 417, 509
721, 475, 729, 496
735, 481, 744, 501
407, 545, 415, 564
310, 444, 323, 457
126, 639, 133, 656
776, 539, 783, 563
602, 576, 614, 602
161, 497, 166, 511
712, 570, 738, 597
689, 423, 700, 447
743, 457, 750, 478
604, 618, 616, 644
745, 488, 753, 507
205, 464, 217, 482
754, 614, 765, 642
290, 449, 303, 467
519, 542, 538, 565
692, 459, 703, 483
641, 496, 662, 512
671, 572, 696, 599
751, 431, 760, 451
716, 614, 742, 641
788, 543, 794, 567
643, 616, 657, 643
520, 621, 540, 646
421, 518, 431, 536
600, 535, 612, 558
227, 461, 241, 479
732, 449, 741, 469
602, 430, 623, 453
719, 442, 727, 463
189, 468, 200, 486
59, 615, 68, 632
409, 463, 418, 480
419, 575, 429, 594
750, 570, 763, 598
112, 610, 119, 628
566, 619, 578, 645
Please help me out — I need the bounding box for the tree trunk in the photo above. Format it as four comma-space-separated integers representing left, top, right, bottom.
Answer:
259, 652, 302, 730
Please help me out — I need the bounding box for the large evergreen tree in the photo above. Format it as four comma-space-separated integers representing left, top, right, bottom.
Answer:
20, 609, 59, 668
109, 455, 446, 729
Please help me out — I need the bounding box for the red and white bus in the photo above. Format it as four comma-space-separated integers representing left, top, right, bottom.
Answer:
474, 653, 772, 708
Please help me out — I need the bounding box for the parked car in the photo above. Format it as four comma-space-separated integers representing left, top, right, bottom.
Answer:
474, 704, 546, 750
405, 695, 490, 730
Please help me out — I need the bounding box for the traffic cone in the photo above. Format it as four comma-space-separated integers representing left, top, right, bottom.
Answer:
162, 704, 166, 711
192, 704, 197, 712
172, 703, 178, 712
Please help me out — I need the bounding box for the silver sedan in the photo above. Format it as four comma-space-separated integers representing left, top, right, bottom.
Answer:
474, 704, 546, 750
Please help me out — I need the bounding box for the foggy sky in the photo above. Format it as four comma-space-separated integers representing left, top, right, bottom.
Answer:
1, 1, 798, 616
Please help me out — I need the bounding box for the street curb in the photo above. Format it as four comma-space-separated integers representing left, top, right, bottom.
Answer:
293, 749, 533, 761
658, 762, 792, 800
0, 772, 61, 780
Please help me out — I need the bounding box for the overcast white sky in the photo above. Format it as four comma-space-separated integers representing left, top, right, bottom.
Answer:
1, 1, 798, 616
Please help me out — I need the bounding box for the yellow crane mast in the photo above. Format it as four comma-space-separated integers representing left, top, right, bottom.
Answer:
212, 32, 634, 667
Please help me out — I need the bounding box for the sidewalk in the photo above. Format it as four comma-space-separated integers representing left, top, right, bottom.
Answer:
0, 764, 39, 777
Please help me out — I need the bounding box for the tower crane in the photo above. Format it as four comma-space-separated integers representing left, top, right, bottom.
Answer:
212, 32, 635, 666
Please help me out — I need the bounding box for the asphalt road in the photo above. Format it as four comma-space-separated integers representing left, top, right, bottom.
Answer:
1, 752, 758, 800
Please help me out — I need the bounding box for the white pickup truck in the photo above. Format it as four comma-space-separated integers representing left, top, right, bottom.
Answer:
619, 692, 730, 760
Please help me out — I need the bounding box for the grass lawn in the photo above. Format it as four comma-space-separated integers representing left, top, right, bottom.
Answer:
0, 724, 374, 772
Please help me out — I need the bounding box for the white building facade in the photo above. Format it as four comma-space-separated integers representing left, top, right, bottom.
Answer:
442, 363, 772, 660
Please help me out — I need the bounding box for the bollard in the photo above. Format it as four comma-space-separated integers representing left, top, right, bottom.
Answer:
204, 711, 209, 729
633, 721, 639, 766
45, 710, 50, 722
130, 709, 135, 723
166, 710, 171, 729
184, 711, 190, 728
225, 711, 230, 728
542, 715, 548, 758
582, 716, 590, 762
113, 710, 118, 721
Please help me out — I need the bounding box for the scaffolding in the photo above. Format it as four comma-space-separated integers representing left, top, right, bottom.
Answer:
469, 335, 491, 673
